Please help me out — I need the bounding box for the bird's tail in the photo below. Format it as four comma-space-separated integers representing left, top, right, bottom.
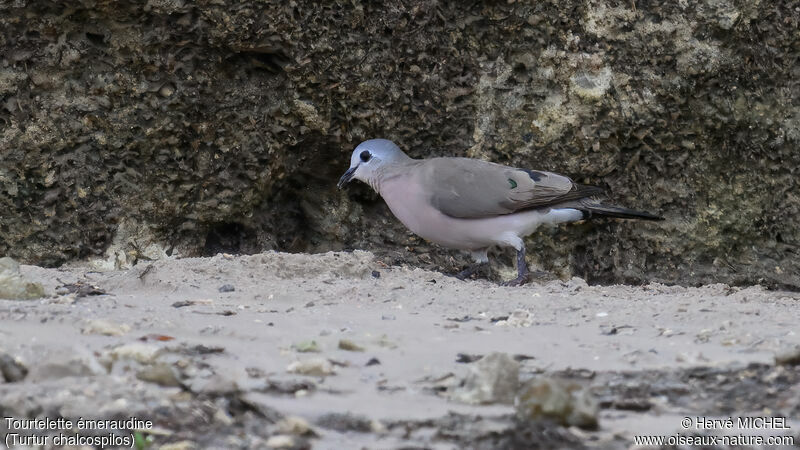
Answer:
579, 203, 664, 221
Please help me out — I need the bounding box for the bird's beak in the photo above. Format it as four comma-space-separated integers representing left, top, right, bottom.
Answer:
337, 166, 357, 189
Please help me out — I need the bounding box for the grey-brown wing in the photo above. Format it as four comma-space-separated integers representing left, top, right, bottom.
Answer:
423, 157, 602, 218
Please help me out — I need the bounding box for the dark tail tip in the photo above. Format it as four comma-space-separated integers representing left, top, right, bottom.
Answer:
582, 204, 664, 221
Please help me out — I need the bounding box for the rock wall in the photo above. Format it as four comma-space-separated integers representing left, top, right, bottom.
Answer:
1, 0, 798, 288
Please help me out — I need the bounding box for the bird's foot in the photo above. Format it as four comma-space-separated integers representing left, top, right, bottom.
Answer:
502, 270, 556, 286
501, 273, 533, 287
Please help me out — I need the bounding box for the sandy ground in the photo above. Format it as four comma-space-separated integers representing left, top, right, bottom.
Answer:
1, 251, 799, 449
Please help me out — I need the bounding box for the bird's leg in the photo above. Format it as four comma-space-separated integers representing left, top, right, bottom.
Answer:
503, 245, 531, 286
455, 262, 487, 280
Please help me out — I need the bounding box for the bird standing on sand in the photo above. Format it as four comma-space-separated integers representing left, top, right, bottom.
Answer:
338, 139, 663, 285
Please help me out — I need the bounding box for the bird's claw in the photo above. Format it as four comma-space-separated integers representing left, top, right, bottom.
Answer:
501, 274, 531, 287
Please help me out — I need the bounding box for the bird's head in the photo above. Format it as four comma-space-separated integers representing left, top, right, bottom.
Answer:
337, 139, 411, 189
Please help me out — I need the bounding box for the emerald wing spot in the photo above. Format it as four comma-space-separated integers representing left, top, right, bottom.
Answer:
508, 178, 517, 189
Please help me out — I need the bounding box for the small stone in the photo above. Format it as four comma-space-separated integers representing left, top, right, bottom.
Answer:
277, 416, 315, 436
365, 358, 380, 366
371, 270, 381, 278
452, 352, 519, 404
81, 319, 131, 336
516, 377, 599, 429
287, 358, 335, 376
213, 409, 234, 426
0, 353, 28, 382
218, 284, 235, 293
293, 340, 320, 353
266, 434, 295, 448
315, 412, 372, 432
370, 419, 387, 434
0, 257, 45, 300
456, 353, 483, 363
136, 363, 182, 387
338, 339, 365, 352
172, 299, 213, 308
494, 310, 533, 327
159, 83, 175, 97
565, 277, 588, 292
381, 314, 396, 321
107, 343, 163, 365
775, 346, 800, 366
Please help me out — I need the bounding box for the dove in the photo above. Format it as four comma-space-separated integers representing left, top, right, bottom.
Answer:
338, 139, 663, 285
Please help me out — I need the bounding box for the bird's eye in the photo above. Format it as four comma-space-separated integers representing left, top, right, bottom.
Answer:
360, 150, 371, 162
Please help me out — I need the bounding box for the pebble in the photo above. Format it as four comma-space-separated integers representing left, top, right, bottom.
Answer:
494, 310, 534, 327
277, 416, 315, 436
172, 299, 213, 308
218, 284, 235, 293
107, 343, 163, 365
0, 257, 45, 300
0, 353, 28, 382
266, 435, 295, 448
338, 339, 365, 352
287, 358, 335, 376
516, 376, 598, 429
136, 363, 182, 387
293, 340, 320, 353
159, 83, 175, 97
452, 352, 519, 404
81, 319, 131, 336
775, 346, 800, 366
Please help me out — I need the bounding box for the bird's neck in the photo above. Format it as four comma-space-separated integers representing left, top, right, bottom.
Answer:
371, 159, 420, 195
